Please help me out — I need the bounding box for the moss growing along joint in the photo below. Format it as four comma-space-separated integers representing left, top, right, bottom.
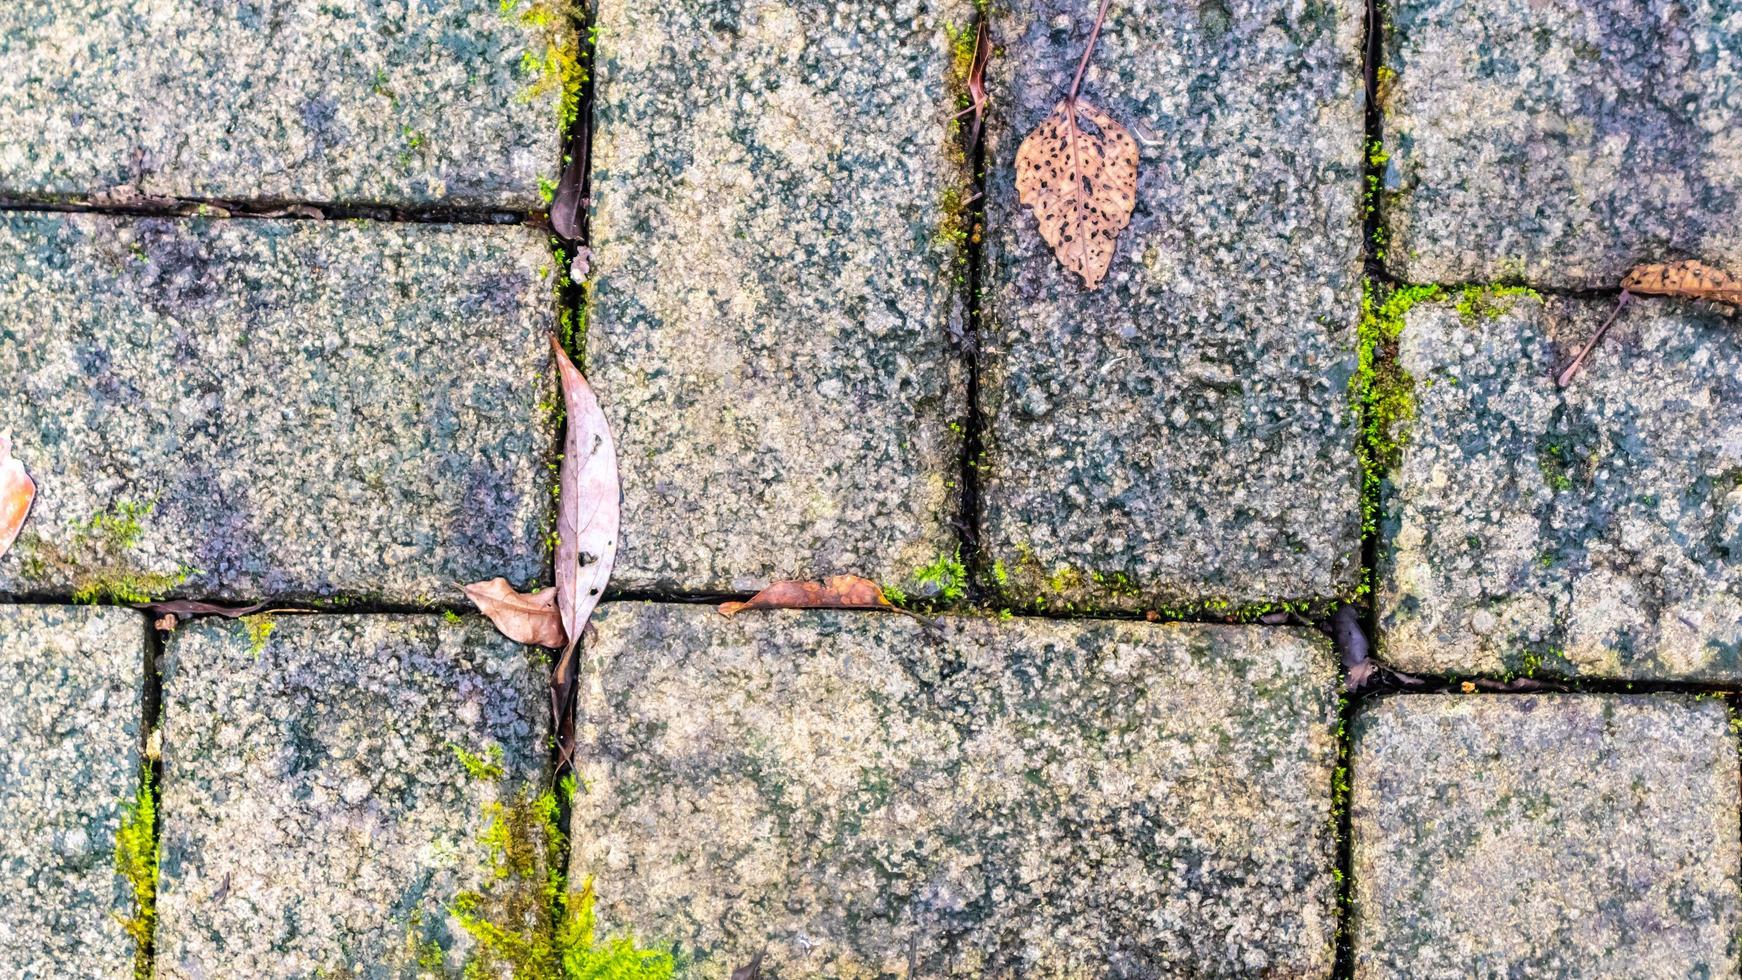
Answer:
116, 765, 158, 980
17, 500, 194, 604
501, 0, 588, 132
1353, 282, 1442, 532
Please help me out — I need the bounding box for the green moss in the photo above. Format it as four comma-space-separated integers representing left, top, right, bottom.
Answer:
913, 550, 968, 604
1454, 284, 1539, 322
1353, 281, 1442, 532
116, 765, 158, 980
501, 0, 587, 132
444, 609, 465, 625
18, 500, 193, 605
451, 742, 507, 782
243, 614, 277, 659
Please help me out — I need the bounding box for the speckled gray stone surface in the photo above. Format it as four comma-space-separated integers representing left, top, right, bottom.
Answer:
584, 0, 970, 594
1351, 695, 1742, 978
0, 213, 557, 605
572, 603, 1340, 977
0, 0, 562, 208
0, 605, 145, 978
1382, 0, 1742, 287
155, 615, 549, 979
980, 0, 1366, 611
1378, 293, 1742, 679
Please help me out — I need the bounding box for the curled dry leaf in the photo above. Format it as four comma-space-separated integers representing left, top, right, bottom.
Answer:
0, 430, 36, 560
1621, 259, 1742, 307
140, 599, 273, 618
731, 949, 767, 980
719, 575, 895, 617
1015, 98, 1139, 290
463, 577, 565, 649
549, 156, 585, 240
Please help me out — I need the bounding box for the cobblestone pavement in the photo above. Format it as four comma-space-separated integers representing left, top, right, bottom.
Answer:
1, 0, 1739, 977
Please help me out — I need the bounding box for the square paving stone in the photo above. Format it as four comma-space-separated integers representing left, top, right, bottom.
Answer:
155, 614, 550, 978
0, 605, 147, 978
1382, 0, 1742, 287
0, 212, 557, 605
1351, 694, 1742, 978
571, 603, 1341, 977
0, 0, 565, 209
979, 0, 1367, 612
583, 0, 971, 594
1378, 292, 1742, 679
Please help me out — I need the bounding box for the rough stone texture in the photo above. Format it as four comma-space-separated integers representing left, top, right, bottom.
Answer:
1382, 0, 1742, 288
1378, 293, 1742, 679
1352, 694, 1742, 978
156, 615, 549, 978
585, 0, 970, 594
980, 0, 1367, 611
0, 605, 145, 979
0, 213, 557, 605
0, 0, 562, 209
572, 603, 1341, 977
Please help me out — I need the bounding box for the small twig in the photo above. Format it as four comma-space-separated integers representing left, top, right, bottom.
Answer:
1068, 0, 1115, 103
1555, 291, 1634, 387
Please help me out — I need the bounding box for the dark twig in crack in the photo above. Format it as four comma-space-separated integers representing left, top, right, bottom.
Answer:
1555, 291, 1634, 387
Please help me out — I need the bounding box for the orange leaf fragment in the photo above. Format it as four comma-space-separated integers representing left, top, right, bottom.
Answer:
719, 575, 895, 617
1621, 259, 1742, 308
463, 577, 566, 649
0, 430, 35, 560
1015, 97, 1139, 290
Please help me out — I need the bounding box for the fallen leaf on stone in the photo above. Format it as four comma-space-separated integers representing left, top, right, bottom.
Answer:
549, 334, 620, 757
731, 949, 767, 980
1016, 97, 1138, 290
1620, 259, 1742, 307
139, 599, 273, 618
463, 577, 565, 648
719, 575, 895, 617
0, 430, 36, 560
549, 157, 585, 240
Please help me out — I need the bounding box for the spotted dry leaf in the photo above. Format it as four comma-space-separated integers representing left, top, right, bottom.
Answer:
0, 430, 35, 560
1621, 259, 1742, 308
1015, 97, 1138, 290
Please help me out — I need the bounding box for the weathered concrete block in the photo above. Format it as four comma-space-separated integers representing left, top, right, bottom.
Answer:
0, 0, 565, 208
1382, 0, 1742, 287
155, 614, 550, 978
1378, 292, 1742, 679
572, 603, 1341, 977
1352, 694, 1742, 978
584, 0, 971, 594
0, 213, 557, 605
0, 605, 146, 978
980, 0, 1367, 612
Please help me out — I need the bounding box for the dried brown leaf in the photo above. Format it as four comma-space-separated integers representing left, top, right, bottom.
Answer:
549, 157, 585, 240
549, 334, 620, 698
139, 599, 273, 618
0, 430, 36, 560
463, 577, 565, 649
1016, 98, 1138, 290
1621, 259, 1742, 306
719, 575, 894, 617
731, 949, 767, 980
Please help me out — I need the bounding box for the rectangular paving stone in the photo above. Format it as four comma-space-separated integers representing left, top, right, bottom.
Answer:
980, 0, 1367, 612
1382, 0, 1742, 287
1377, 292, 1742, 679
1352, 695, 1741, 978
584, 0, 970, 594
0, 212, 557, 605
156, 614, 549, 978
572, 603, 1341, 977
0, 605, 146, 978
0, 0, 564, 209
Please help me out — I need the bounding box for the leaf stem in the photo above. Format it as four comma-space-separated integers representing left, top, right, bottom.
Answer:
1068, 0, 1114, 102
1555, 291, 1633, 387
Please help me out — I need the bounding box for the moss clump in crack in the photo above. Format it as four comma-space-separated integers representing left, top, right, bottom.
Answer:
116, 765, 158, 980
501, 0, 587, 132
243, 614, 277, 659
1454, 284, 1539, 323
17, 500, 193, 604
1353, 282, 1443, 532
915, 549, 969, 604
449, 764, 674, 978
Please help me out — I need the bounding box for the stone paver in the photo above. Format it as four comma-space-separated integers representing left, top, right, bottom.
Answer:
0, 213, 557, 605
572, 603, 1340, 977
0, 0, 564, 209
1378, 292, 1742, 679
0, 605, 145, 978
584, 0, 970, 595
979, 0, 1367, 612
1352, 694, 1742, 978
1382, 0, 1742, 288
155, 614, 549, 978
